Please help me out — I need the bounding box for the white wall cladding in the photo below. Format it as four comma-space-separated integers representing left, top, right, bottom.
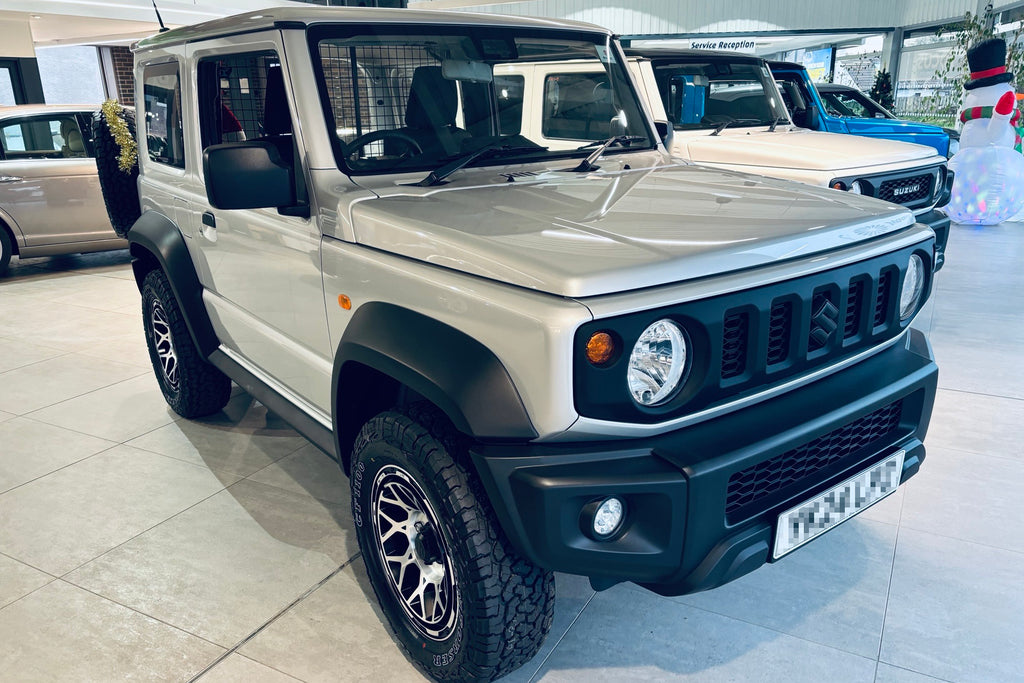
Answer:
449, 0, 988, 34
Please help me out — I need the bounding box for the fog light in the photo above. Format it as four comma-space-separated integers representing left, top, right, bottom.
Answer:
586, 496, 625, 539
849, 180, 863, 194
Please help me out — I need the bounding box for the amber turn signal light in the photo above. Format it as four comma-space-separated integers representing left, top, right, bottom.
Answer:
585, 331, 616, 365
338, 294, 352, 310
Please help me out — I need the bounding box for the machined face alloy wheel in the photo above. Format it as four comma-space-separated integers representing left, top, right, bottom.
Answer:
370, 465, 460, 641
149, 300, 179, 391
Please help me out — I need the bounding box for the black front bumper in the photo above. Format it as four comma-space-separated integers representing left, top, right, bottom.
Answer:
918, 209, 951, 271
471, 328, 937, 596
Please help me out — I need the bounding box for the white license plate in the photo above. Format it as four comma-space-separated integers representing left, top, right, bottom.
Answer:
773, 450, 905, 559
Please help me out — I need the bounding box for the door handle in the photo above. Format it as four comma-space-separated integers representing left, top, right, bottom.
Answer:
202, 211, 216, 229
0, 175, 22, 183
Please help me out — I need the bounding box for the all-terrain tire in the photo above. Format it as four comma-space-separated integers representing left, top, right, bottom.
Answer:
0, 225, 12, 276
93, 108, 141, 238
351, 405, 554, 682
141, 269, 231, 418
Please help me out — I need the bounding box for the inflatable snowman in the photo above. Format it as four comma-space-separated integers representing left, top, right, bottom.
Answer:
945, 38, 1024, 224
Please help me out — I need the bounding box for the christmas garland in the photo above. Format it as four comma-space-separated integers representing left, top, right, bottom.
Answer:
100, 99, 138, 173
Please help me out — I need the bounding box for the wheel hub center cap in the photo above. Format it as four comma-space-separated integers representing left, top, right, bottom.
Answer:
408, 511, 445, 582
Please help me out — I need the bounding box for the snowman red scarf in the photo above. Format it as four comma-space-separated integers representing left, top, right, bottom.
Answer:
959, 102, 1024, 153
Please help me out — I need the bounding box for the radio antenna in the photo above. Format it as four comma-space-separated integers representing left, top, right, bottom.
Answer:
151, 0, 169, 32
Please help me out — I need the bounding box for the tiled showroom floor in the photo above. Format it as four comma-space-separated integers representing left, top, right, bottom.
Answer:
0, 221, 1022, 683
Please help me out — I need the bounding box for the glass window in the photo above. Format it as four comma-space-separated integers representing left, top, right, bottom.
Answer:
197, 51, 289, 149
36, 46, 105, 105
495, 74, 524, 136
654, 61, 785, 130
542, 72, 619, 140
0, 114, 89, 159
311, 26, 653, 174
143, 62, 185, 168
822, 91, 875, 118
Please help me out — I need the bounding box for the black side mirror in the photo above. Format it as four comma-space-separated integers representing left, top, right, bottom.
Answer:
654, 120, 674, 148
203, 142, 295, 210
805, 104, 821, 130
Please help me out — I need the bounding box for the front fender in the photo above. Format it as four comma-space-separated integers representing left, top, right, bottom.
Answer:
332, 302, 537, 443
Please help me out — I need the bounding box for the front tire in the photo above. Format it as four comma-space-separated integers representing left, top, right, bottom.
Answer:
351, 407, 554, 682
141, 269, 230, 418
0, 227, 12, 276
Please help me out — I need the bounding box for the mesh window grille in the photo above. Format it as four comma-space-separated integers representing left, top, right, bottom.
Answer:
319, 43, 437, 146
200, 51, 278, 146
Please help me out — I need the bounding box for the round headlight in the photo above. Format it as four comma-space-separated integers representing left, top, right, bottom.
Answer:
627, 319, 687, 406
849, 180, 864, 194
900, 254, 926, 320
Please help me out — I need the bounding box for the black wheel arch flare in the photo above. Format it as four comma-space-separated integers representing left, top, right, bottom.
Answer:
127, 210, 219, 358
332, 302, 538, 467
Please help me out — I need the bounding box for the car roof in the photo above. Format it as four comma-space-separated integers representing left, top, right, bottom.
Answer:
767, 61, 803, 70
135, 6, 608, 51
0, 104, 97, 119
817, 84, 860, 93
625, 47, 765, 65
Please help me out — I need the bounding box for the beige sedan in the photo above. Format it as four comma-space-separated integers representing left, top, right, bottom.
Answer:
0, 104, 126, 275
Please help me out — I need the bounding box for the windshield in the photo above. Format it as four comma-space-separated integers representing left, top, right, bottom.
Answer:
822, 89, 890, 119
651, 60, 788, 131
310, 26, 653, 175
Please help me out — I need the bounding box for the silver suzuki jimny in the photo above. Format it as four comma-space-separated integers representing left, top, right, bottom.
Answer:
109, 7, 938, 681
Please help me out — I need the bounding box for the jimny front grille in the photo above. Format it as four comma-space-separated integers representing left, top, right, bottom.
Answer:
877, 173, 933, 205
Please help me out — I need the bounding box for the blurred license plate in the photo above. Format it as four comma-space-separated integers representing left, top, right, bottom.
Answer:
773, 450, 905, 559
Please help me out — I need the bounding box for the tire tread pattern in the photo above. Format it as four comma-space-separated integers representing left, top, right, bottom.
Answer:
141, 269, 231, 418
92, 110, 141, 238
352, 405, 554, 682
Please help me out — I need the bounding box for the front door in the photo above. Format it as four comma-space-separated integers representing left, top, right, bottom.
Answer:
181, 43, 332, 413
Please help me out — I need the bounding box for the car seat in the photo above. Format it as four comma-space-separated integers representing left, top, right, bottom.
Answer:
60, 119, 86, 158
393, 66, 471, 157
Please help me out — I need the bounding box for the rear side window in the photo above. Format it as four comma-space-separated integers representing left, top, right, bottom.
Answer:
542, 73, 617, 140
495, 74, 524, 135
0, 114, 90, 160
196, 50, 290, 150
143, 62, 185, 168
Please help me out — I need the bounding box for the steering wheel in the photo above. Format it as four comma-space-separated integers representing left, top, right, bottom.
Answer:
344, 129, 423, 161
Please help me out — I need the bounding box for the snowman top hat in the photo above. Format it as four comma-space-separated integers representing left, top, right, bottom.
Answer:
965, 38, 1015, 90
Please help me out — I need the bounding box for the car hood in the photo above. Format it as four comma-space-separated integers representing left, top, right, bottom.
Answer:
349, 156, 916, 298
677, 127, 940, 172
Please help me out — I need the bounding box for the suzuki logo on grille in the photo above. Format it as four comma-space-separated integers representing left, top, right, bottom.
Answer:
892, 184, 922, 197
810, 299, 840, 346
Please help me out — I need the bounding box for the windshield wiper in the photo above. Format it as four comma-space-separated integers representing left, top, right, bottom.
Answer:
767, 116, 788, 132
709, 118, 761, 136
414, 142, 545, 187
571, 135, 646, 172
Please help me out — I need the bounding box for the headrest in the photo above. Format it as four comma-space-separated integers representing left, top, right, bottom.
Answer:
406, 66, 458, 130
66, 129, 85, 154
60, 119, 77, 140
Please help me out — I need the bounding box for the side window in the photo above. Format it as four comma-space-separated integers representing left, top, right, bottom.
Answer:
197, 51, 290, 150
833, 93, 872, 118
143, 62, 186, 169
542, 72, 617, 141
495, 75, 524, 136
0, 115, 88, 159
